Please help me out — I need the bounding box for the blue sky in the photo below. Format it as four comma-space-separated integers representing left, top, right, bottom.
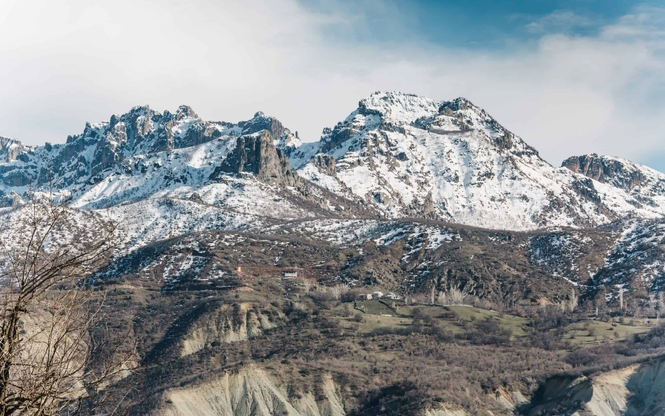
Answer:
300, 0, 659, 47
1, 0, 664, 172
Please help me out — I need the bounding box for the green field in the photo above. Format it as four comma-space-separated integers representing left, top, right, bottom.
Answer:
354, 300, 396, 315
331, 301, 531, 337
331, 301, 656, 345
565, 319, 653, 344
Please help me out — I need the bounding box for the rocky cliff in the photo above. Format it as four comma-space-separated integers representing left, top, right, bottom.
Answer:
527, 357, 665, 416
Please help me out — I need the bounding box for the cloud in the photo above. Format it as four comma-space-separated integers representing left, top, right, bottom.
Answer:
525, 10, 595, 34
0, 0, 664, 171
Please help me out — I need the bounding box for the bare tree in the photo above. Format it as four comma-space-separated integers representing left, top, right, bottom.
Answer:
0, 201, 136, 415
301, 279, 313, 294
619, 289, 624, 311
438, 287, 468, 306
568, 287, 578, 313
311, 284, 349, 301
329, 284, 349, 301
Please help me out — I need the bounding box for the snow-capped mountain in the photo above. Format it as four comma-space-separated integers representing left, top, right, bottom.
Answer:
292, 91, 665, 230
0, 105, 374, 249
3, 91, 665, 236
0, 105, 302, 196
2, 91, 665, 300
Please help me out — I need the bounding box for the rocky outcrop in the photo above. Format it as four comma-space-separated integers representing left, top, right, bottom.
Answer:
563, 154, 650, 191
425, 408, 469, 416
214, 131, 296, 184
0, 137, 29, 163
312, 154, 336, 176
181, 303, 283, 356
239, 111, 287, 140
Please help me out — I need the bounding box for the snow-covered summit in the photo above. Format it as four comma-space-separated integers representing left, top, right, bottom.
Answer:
291, 91, 665, 230
356, 91, 439, 125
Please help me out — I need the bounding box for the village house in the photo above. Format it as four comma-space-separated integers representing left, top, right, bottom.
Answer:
371, 291, 384, 299
356, 293, 372, 300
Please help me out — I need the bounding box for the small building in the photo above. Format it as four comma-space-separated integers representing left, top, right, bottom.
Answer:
283, 271, 298, 278
371, 291, 384, 299
384, 292, 400, 300
356, 293, 372, 300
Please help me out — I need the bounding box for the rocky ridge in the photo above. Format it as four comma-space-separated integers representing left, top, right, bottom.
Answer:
2, 92, 665, 232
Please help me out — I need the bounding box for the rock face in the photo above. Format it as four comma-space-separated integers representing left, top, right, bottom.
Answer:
215, 131, 295, 183
563, 154, 645, 190
181, 303, 283, 357
160, 366, 346, 416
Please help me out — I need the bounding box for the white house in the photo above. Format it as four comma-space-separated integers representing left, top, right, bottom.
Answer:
384, 292, 400, 300
371, 291, 384, 299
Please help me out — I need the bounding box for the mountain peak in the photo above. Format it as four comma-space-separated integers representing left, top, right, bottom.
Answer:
0, 136, 29, 163
238, 111, 297, 150
437, 97, 495, 125
355, 92, 495, 131
357, 91, 439, 125
127, 104, 152, 117
440, 97, 478, 112
176, 105, 198, 120
562, 153, 665, 192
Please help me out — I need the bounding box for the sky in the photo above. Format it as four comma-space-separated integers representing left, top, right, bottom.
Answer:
1, 0, 664, 172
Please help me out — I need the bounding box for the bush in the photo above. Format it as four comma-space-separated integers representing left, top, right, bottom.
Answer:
340, 304, 352, 317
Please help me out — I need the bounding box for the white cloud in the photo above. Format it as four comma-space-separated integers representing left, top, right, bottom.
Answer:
0, 0, 664, 171
525, 10, 594, 34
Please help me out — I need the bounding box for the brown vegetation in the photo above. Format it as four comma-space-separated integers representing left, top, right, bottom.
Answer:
0, 202, 136, 415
